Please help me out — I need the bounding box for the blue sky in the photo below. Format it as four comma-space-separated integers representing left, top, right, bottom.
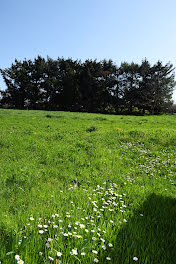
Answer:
0, 0, 176, 101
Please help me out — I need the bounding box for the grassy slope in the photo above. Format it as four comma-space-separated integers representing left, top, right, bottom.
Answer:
0, 109, 176, 264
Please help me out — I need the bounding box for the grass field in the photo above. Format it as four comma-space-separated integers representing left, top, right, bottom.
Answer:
0, 109, 176, 264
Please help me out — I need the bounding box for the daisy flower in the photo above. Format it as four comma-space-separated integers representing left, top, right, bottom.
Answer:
56, 252, 62, 257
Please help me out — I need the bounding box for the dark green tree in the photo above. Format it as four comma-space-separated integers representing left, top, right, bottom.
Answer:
118, 62, 141, 113
0, 59, 31, 109
56, 58, 81, 111
149, 61, 175, 114
79, 59, 103, 112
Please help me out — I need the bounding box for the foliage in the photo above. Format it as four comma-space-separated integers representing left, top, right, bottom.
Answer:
0, 57, 175, 114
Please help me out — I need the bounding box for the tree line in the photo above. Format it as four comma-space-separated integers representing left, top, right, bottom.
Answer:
0, 56, 175, 114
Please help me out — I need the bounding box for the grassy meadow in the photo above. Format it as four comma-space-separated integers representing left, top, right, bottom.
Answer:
0, 109, 176, 264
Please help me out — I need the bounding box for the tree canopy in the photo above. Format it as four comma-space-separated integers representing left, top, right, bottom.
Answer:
0, 57, 175, 114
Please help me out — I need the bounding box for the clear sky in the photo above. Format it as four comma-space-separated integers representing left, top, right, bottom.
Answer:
0, 0, 176, 101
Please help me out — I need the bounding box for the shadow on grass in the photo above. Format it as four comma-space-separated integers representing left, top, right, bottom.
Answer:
104, 194, 176, 264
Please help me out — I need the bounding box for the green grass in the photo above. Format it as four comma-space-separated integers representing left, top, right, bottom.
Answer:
0, 109, 176, 264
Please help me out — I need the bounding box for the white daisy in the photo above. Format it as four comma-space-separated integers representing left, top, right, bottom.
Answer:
56, 252, 62, 257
